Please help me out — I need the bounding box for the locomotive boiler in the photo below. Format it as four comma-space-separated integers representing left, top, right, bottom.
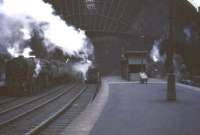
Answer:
5, 56, 72, 96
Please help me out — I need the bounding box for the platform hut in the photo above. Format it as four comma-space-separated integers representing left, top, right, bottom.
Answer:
121, 51, 148, 82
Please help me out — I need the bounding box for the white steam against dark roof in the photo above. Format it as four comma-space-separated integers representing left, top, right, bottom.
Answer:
187, 0, 200, 10
150, 40, 161, 62
0, 0, 93, 59
0, 0, 94, 80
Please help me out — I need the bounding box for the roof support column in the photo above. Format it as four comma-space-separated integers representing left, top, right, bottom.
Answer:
167, 0, 176, 101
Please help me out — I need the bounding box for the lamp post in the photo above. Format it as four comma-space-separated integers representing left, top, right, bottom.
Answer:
167, 0, 176, 101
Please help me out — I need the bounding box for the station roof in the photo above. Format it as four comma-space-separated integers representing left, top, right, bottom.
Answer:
45, 0, 198, 38
45, 0, 143, 36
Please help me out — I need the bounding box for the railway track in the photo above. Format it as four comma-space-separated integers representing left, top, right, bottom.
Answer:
26, 85, 97, 135
0, 84, 98, 135
0, 84, 70, 112
0, 97, 17, 105
0, 83, 76, 126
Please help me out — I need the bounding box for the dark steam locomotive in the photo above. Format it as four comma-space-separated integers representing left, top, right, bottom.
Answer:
85, 66, 101, 84
5, 56, 73, 96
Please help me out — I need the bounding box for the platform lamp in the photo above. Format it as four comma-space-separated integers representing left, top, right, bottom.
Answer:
167, 0, 176, 101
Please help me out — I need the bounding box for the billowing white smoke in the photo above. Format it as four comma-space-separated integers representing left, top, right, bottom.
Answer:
72, 60, 92, 81
187, 0, 200, 10
0, 0, 93, 77
7, 47, 35, 58
148, 36, 166, 78
150, 39, 165, 62
149, 35, 188, 81
150, 40, 161, 62
150, 33, 168, 63
33, 59, 42, 78
0, 0, 93, 57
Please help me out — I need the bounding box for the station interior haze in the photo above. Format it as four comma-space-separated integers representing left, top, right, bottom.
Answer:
45, 0, 200, 78
1, 1, 200, 135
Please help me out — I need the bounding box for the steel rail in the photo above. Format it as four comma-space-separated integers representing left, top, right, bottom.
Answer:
0, 84, 77, 127
0, 84, 68, 115
0, 97, 17, 105
25, 86, 88, 135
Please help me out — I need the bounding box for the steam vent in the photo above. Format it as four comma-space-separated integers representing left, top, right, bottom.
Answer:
1, 0, 200, 135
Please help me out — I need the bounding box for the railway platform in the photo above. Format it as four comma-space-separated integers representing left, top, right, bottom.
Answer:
61, 76, 200, 135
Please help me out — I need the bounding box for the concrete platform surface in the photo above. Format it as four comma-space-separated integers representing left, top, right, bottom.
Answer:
61, 76, 200, 135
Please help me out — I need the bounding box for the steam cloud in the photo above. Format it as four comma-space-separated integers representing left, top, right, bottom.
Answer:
149, 35, 188, 81
150, 33, 168, 63
72, 60, 92, 81
150, 40, 161, 62
0, 0, 94, 78
148, 36, 167, 78
33, 59, 42, 78
187, 0, 200, 10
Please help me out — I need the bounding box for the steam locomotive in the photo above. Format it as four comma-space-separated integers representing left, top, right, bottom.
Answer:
85, 66, 101, 84
5, 56, 73, 96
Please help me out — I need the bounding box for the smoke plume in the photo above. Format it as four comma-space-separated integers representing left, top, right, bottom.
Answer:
148, 35, 168, 78
0, 0, 94, 77
187, 0, 200, 10
33, 59, 42, 78
149, 35, 188, 81
150, 33, 168, 63
150, 40, 161, 62
72, 60, 92, 81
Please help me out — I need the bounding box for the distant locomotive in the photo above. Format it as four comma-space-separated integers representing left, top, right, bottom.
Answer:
85, 66, 101, 84
5, 56, 72, 96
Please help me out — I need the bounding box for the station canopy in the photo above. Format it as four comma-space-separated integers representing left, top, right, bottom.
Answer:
46, 0, 143, 36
